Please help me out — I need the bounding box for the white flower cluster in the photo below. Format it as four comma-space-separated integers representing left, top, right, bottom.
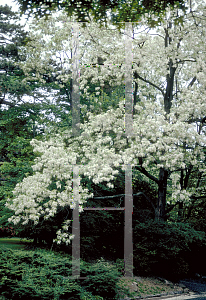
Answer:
5, 133, 92, 239
7, 1, 206, 242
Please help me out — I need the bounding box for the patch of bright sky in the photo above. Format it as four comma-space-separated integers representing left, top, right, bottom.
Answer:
1, 0, 34, 30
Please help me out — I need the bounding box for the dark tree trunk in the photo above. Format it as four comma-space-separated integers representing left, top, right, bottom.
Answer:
133, 71, 139, 115
155, 24, 176, 221
156, 167, 168, 221
33, 234, 38, 246
178, 201, 183, 220
164, 61, 176, 114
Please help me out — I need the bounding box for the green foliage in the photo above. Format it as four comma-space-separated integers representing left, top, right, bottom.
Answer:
80, 84, 125, 124
111, 0, 186, 29
0, 247, 125, 300
132, 219, 206, 280
0, 107, 39, 229
16, 0, 186, 30
0, 4, 30, 102
79, 257, 123, 300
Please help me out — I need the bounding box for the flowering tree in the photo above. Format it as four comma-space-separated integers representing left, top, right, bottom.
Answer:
6, 0, 206, 244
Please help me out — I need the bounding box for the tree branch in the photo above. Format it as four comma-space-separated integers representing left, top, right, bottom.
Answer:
134, 71, 165, 96
187, 116, 206, 124
165, 201, 180, 214
134, 191, 156, 213
85, 28, 110, 57
0, 98, 15, 107
135, 160, 159, 184
85, 192, 156, 213
187, 76, 196, 88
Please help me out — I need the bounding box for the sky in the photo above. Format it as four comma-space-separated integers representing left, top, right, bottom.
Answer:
1, 0, 19, 11
1, 0, 32, 29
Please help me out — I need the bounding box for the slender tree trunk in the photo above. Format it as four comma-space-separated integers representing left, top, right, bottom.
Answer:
155, 22, 176, 221
178, 201, 183, 220
156, 168, 168, 221
33, 234, 38, 246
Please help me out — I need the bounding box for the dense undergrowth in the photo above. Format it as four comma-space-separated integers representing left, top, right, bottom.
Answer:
1, 215, 206, 300
0, 244, 130, 300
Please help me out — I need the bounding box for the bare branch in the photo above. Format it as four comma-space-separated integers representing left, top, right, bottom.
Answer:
187, 76, 196, 88
134, 191, 156, 213
0, 98, 15, 107
135, 159, 159, 184
85, 28, 110, 56
149, 33, 165, 39
134, 71, 165, 96
85, 192, 156, 213
187, 116, 206, 124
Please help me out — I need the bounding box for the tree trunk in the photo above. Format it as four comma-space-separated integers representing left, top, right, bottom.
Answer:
178, 201, 183, 220
156, 167, 168, 221
155, 23, 175, 221
33, 234, 38, 246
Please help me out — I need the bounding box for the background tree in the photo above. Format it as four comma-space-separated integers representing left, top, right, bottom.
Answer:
0, 4, 30, 107
0, 5, 73, 232
15, 0, 186, 30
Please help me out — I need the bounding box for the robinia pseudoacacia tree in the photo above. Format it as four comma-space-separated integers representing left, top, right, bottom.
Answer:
6, 0, 206, 245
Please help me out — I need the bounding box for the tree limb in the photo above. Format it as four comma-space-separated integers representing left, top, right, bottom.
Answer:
0, 178, 6, 181
187, 76, 196, 88
0, 98, 15, 107
165, 201, 180, 214
135, 157, 159, 183
134, 71, 165, 96
86, 192, 156, 213
135, 165, 159, 184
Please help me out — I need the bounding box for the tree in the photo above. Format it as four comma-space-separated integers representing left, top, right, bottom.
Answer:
15, 0, 186, 29
0, 5, 71, 231
17, 13, 126, 123
0, 106, 41, 229
0, 4, 30, 107
5, 0, 206, 245
0, 4, 75, 134
74, 0, 206, 221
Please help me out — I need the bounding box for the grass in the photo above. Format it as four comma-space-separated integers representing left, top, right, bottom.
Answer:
0, 237, 33, 250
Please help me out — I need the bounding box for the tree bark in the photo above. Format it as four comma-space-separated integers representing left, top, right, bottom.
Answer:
156, 167, 168, 221
155, 22, 176, 221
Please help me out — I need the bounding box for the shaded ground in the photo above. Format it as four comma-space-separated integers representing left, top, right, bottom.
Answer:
116, 278, 206, 300
116, 276, 186, 299
179, 279, 206, 294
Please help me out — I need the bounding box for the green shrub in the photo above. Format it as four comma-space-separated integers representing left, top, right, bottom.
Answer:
0, 248, 125, 300
78, 257, 128, 300
0, 227, 16, 238
133, 220, 206, 280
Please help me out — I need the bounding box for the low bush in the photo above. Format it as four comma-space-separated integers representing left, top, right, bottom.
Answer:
0, 248, 127, 300
132, 220, 206, 280
0, 227, 15, 238
79, 257, 125, 300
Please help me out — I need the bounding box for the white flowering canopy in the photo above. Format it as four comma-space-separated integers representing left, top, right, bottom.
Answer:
6, 0, 206, 244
